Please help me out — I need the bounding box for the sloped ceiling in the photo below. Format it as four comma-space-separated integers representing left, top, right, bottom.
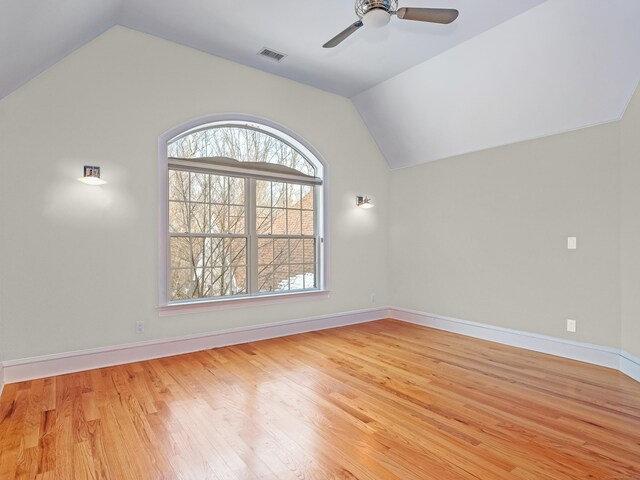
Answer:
2, 0, 639, 169
118, 0, 543, 97
1, 0, 543, 100
353, 0, 640, 168
0, 0, 121, 101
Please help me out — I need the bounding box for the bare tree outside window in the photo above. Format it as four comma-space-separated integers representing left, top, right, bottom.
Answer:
168, 127, 314, 176
256, 180, 315, 293
167, 125, 320, 302
169, 171, 247, 300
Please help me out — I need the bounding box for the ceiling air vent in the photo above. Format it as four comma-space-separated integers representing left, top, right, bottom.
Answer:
257, 47, 287, 62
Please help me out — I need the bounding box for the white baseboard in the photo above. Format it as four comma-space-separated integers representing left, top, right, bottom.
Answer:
1, 306, 637, 387
1, 307, 390, 384
389, 307, 639, 383
389, 307, 620, 368
619, 351, 640, 383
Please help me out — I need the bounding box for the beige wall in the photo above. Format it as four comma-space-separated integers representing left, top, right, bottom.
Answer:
0, 24, 637, 365
0, 27, 390, 361
621, 84, 640, 358
389, 123, 622, 347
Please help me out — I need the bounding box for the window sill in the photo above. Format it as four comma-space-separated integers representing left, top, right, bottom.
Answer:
157, 290, 330, 316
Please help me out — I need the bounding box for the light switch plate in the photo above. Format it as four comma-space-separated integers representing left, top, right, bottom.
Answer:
567, 237, 577, 250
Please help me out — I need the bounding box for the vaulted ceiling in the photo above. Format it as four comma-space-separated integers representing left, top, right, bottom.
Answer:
2, 0, 639, 168
1, 0, 542, 100
353, 0, 640, 167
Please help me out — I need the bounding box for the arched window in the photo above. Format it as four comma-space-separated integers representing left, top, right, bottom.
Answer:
160, 119, 325, 307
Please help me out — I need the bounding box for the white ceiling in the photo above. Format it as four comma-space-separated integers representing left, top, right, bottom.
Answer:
1, 0, 543, 100
0, 0, 120, 101
354, 0, 640, 168
2, 0, 639, 170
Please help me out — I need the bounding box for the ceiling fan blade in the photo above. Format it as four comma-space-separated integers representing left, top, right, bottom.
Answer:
323, 21, 363, 48
396, 7, 459, 24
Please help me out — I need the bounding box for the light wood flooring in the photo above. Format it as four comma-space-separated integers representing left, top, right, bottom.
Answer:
1, 319, 639, 479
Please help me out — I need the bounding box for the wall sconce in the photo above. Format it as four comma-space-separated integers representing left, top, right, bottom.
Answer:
356, 195, 374, 209
78, 165, 106, 186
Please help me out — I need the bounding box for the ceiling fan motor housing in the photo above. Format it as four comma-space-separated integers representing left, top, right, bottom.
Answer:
355, 0, 398, 18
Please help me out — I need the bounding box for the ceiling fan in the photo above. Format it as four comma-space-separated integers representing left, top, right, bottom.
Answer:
323, 0, 459, 48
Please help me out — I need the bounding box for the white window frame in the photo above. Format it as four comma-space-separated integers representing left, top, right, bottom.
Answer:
157, 115, 329, 314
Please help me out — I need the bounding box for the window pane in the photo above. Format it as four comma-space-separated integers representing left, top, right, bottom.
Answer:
209, 238, 224, 267
254, 181, 313, 237
170, 240, 248, 300
201, 268, 217, 297
258, 266, 274, 292
190, 172, 209, 203
231, 267, 247, 294
289, 264, 304, 290
301, 185, 314, 210
255, 238, 316, 293
189, 203, 212, 233
303, 239, 315, 264
272, 182, 286, 208
210, 175, 228, 204
202, 267, 239, 297
287, 209, 302, 235
205, 238, 247, 269
290, 238, 303, 264
169, 126, 315, 176
256, 207, 271, 235
273, 239, 289, 265
189, 203, 210, 233
286, 183, 302, 208
272, 209, 286, 235
170, 268, 196, 300
229, 177, 245, 205
256, 180, 271, 207
274, 265, 290, 291
303, 266, 316, 289
210, 204, 227, 233
219, 267, 234, 296
178, 186, 242, 236
228, 238, 247, 267
302, 210, 314, 236
169, 170, 189, 201
171, 266, 210, 300
169, 202, 189, 233
226, 266, 246, 296
228, 238, 248, 294
258, 238, 274, 266
207, 267, 223, 296
170, 237, 205, 269
229, 205, 245, 234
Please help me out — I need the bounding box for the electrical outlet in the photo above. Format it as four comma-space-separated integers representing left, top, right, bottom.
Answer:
567, 237, 577, 250
566, 319, 577, 333
135, 320, 145, 334
370, 293, 376, 304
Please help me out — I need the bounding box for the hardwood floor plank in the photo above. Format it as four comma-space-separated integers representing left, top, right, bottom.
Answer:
1, 390, 31, 480
36, 409, 56, 477
1, 319, 639, 479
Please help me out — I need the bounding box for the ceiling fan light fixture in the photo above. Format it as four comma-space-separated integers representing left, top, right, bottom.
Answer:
323, 0, 458, 48
362, 9, 391, 28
